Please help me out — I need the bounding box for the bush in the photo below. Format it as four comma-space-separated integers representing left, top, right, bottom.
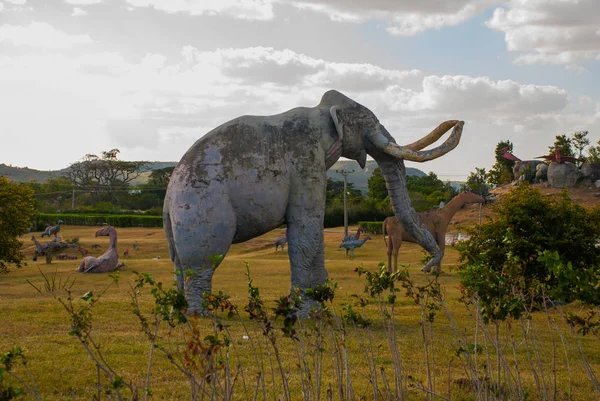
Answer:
0, 177, 35, 272
358, 221, 383, 234
459, 185, 600, 309
34, 213, 163, 229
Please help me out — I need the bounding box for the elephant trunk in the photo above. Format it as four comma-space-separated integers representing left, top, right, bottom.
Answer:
375, 156, 441, 271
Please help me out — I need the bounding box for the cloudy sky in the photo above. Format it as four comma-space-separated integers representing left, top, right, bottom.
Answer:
1, 0, 599, 180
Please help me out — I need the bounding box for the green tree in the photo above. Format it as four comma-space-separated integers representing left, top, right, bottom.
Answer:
0, 176, 35, 272
367, 168, 387, 201
572, 131, 590, 167
406, 172, 456, 211
487, 140, 515, 185
586, 137, 600, 163
548, 134, 574, 157
464, 167, 489, 198
459, 185, 600, 312
148, 166, 175, 187
66, 149, 146, 199
325, 178, 362, 206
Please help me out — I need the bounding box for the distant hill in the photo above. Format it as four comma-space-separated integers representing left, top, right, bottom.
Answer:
327, 160, 426, 193
2, 160, 426, 192
0, 164, 68, 183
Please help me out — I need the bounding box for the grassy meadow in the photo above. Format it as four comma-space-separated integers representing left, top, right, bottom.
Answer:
1, 224, 600, 400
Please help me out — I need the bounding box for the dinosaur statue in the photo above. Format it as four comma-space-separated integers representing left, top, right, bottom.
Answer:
339, 236, 372, 259
274, 230, 287, 252
77, 225, 120, 274
383, 191, 484, 272
342, 226, 363, 243
40, 220, 64, 238
31, 236, 78, 264
164, 90, 464, 315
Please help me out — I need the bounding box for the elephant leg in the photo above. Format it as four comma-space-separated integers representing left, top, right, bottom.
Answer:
286, 193, 328, 316
169, 201, 236, 315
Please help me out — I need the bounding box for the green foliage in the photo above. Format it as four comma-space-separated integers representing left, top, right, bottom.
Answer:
586, 138, 600, 163
407, 172, 456, 211
325, 178, 363, 206
0, 176, 35, 272
464, 167, 489, 198
488, 140, 515, 185
66, 149, 146, 195
358, 221, 383, 235
458, 185, 600, 316
35, 213, 163, 229
548, 134, 574, 157
367, 168, 387, 201
572, 130, 590, 167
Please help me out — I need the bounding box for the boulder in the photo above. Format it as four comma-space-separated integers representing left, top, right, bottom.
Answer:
535, 163, 548, 183
513, 160, 544, 183
581, 163, 600, 182
547, 162, 580, 188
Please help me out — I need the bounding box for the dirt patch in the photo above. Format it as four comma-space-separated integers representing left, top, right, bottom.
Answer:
447, 182, 600, 234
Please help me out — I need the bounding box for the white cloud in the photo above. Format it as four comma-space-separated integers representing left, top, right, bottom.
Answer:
0, 21, 92, 49
0, 3, 4, 12
71, 7, 87, 16
5, 0, 27, 4
486, 0, 600, 65
286, 0, 498, 36
125, 0, 275, 20
65, 0, 102, 4
0, 45, 596, 176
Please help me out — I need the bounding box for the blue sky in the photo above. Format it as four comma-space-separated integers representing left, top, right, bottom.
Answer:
1, 0, 598, 180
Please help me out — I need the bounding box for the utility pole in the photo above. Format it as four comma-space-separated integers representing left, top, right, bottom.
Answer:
335, 169, 354, 237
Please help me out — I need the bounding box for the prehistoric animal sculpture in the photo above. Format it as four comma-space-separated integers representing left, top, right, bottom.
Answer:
339, 236, 372, 259
77, 225, 120, 274
536, 148, 577, 164
31, 236, 78, 264
274, 231, 287, 252
56, 253, 77, 260
78, 247, 89, 257
383, 191, 484, 272
342, 226, 363, 243
133, 241, 138, 250
41, 220, 64, 238
123, 249, 129, 257
164, 90, 463, 315
91, 244, 101, 249
500, 146, 521, 162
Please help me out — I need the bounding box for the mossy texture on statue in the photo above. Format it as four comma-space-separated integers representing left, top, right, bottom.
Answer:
164, 90, 464, 315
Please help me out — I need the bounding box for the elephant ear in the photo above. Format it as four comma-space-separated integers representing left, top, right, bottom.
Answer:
330, 106, 343, 141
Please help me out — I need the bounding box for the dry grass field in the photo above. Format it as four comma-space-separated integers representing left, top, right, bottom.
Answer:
2, 185, 600, 400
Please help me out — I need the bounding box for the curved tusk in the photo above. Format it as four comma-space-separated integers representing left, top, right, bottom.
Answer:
404, 120, 459, 151
384, 121, 464, 162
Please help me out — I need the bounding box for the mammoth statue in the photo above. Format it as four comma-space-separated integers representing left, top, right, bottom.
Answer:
164, 90, 463, 315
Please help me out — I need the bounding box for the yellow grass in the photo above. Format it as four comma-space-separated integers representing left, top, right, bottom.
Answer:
1, 225, 599, 400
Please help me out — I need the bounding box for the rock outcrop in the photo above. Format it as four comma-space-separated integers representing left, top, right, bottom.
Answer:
547, 162, 580, 188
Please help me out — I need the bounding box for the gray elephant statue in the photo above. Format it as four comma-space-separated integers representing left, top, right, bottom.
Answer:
164, 90, 463, 315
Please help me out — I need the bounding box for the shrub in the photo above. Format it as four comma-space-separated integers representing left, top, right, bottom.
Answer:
458, 185, 600, 308
34, 213, 163, 229
0, 177, 35, 272
358, 221, 383, 235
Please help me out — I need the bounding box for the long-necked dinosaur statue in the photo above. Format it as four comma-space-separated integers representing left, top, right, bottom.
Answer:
383, 191, 484, 272
77, 225, 120, 273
